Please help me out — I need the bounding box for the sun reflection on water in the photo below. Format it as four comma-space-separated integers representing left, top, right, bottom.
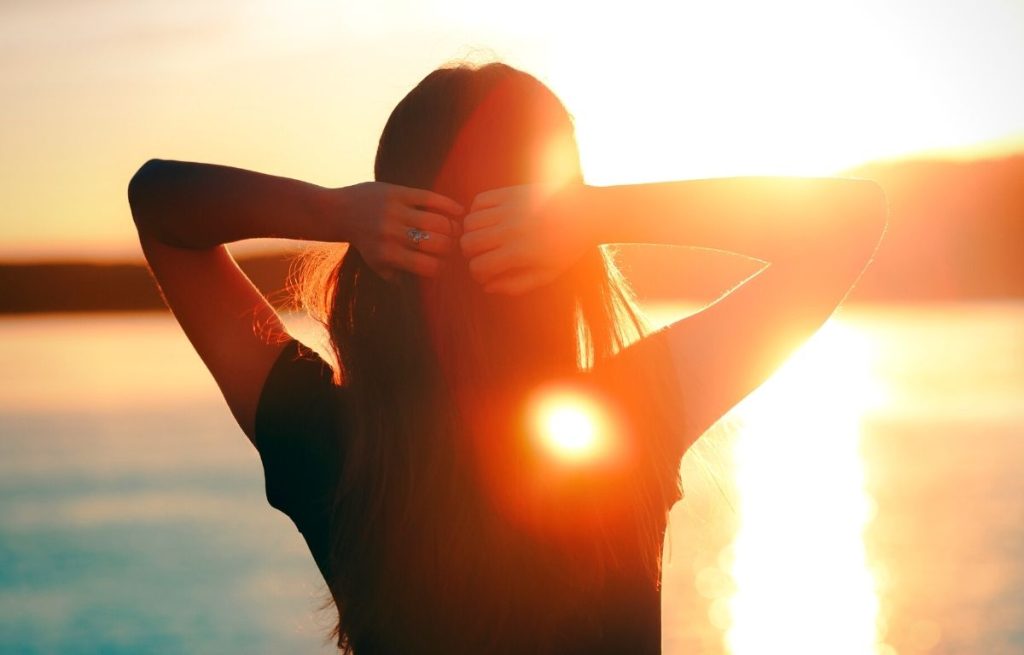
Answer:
725, 320, 886, 655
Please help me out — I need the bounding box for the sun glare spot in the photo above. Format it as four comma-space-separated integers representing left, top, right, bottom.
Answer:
527, 385, 616, 465
543, 404, 597, 457
538, 135, 580, 185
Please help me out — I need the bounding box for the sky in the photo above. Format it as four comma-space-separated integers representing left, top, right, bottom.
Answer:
1, 0, 1022, 261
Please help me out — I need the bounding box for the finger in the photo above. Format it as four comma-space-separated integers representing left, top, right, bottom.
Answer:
484, 269, 556, 296
405, 231, 455, 257
462, 207, 503, 233
403, 187, 465, 218
404, 208, 454, 236
468, 187, 512, 213
392, 248, 445, 278
459, 225, 504, 258
467, 246, 522, 284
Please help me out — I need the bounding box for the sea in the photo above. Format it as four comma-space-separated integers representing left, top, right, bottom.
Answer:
0, 302, 1021, 655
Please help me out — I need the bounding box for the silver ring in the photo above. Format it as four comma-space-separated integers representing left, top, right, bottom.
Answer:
407, 228, 430, 246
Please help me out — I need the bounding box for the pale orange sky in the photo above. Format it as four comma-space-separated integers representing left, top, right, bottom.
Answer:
1, 0, 1022, 261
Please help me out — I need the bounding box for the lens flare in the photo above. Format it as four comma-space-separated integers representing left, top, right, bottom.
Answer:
540, 402, 598, 461
537, 134, 581, 185
526, 384, 619, 466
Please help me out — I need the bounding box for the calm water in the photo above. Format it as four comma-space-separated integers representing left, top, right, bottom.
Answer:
0, 303, 1021, 654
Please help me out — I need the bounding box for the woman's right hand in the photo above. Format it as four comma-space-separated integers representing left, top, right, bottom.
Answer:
337, 182, 465, 280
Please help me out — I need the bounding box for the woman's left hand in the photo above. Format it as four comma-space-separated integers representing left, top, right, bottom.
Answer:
458, 183, 593, 295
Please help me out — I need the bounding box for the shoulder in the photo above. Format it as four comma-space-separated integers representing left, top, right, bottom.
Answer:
253, 338, 349, 520
587, 329, 682, 415
585, 329, 695, 463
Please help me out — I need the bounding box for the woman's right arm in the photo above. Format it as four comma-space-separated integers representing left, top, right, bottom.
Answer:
460, 177, 888, 440
127, 159, 462, 443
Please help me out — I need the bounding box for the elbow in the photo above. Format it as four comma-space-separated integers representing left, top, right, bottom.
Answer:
127, 159, 170, 232
865, 181, 889, 250
846, 179, 889, 255
856, 179, 888, 229
128, 158, 166, 206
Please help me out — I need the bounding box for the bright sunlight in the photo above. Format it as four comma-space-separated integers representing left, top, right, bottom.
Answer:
725, 320, 886, 654
543, 405, 597, 459
526, 384, 619, 466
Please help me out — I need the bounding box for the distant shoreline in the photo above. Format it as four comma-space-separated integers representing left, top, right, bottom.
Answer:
0, 254, 297, 314
2, 155, 1022, 314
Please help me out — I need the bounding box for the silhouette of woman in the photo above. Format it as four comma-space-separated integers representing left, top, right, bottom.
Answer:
127, 61, 887, 654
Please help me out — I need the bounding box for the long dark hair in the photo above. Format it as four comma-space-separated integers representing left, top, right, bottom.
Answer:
292, 61, 683, 654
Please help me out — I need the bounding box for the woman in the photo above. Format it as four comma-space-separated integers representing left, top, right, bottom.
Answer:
128, 62, 887, 654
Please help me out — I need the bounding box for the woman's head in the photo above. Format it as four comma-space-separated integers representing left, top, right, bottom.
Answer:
304, 61, 641, 423
293, 61, 671, 654
374, 62, 582, 209
373, 63, 602, 412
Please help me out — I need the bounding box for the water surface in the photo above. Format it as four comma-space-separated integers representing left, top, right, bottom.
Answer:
1, 303, 1021, 654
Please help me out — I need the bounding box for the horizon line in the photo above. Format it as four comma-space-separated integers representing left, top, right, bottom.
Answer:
3, 146, 1022, 266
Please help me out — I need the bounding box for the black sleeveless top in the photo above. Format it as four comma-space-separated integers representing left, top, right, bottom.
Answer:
253, 335, 691, 654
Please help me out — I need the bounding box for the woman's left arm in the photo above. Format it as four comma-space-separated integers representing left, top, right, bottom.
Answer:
127, 159, 462, 444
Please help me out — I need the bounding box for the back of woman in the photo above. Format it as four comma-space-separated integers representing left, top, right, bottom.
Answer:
129, 59, 886, 655
289, 63, 691, 654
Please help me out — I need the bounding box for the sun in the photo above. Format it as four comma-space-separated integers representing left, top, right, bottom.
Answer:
538, 0, 967, 183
